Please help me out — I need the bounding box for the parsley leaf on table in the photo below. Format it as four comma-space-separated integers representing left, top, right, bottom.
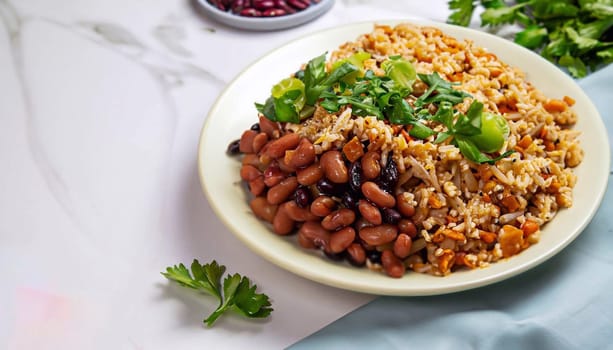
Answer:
162, 259, 273, 327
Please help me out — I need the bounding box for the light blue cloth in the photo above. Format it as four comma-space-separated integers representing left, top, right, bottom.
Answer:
291, 65, 613, 350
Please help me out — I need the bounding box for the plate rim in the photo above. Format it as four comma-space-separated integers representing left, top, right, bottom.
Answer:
198, 19, 610, 296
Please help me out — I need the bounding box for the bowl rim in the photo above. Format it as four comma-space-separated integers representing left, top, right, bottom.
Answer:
196, 0, 335, 31
197, 19, 610, 296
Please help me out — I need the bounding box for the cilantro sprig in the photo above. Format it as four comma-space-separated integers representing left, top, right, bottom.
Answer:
255, 53, 513, 164
447, 0, 613, 77
162, 260, 273, 327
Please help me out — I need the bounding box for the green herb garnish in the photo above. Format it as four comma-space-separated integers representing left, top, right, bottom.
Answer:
256, 53, 513, 164
447, 0, 613, 77
162, 259, 273, 327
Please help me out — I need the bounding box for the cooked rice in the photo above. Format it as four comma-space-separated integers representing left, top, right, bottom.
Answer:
285, 24, 583, 275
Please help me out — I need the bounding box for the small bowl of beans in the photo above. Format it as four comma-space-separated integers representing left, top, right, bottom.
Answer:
197, 0, 334, 31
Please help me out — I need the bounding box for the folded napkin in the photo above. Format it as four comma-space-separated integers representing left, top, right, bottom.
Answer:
291, 65, 613, 350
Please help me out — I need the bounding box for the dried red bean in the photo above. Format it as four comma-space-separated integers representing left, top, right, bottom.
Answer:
239, 8, 262, 16
263, 8, 286, 16
381, 250, 405, 278
253, 0, 275, 10
329, 227, 356, 253
287, 0, 309, 9
208, 0, 226, 11
231, 0, 245, 13
346, 243, 366, 266
263, 165, 285, 187
322, 208, 355, 231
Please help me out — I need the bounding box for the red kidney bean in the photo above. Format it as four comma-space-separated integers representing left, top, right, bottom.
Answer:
267, 176, 298, 205
361, 151, 381, 180
288, 138, 315, 168
362, 181, 396, 208
252, 132, 269, 153
310, 196, 336, 217
239, 129, 257, 153
248, 176, 266, 196
322, 208, 355, 231
239, 8, 262, 16
242, 153, 260, 167
358, 199, 382, 225
231, 0, 245, 13
266, 133, 300, 159
263, 8, 286, 16
240, 164, 261, 182
253, 0, 275, 9
259, 115, 280, 138
297, 163, 323, 186
393, 233, 413, 259
209, 0, 226, 11
346, 243, 366, 266
287, 0, 308, 10
275, 0, 296, 13
381, 250, 405, 278
250, 196, 278, 223
281, 201, 318, 222
278, 157, 297, 173
354, 217, 373, 232
397, 193, 416, 217
398, 219, 418, 238
320, 150, 349, 184
329, 227, 356, 253
273, 205, 294, 235
298, 221, 330, 249
359, 224, 398, 246
263, 164, 285, 187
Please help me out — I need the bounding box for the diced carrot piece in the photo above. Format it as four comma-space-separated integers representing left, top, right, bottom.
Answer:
563, 95, 575, 107
501, 195, 521, 212
499, 225, 524, 258
521, 219, 539, 237
342, 136, 365, 163
544, 99, 567, 113
518, 135, 533, 149
479, 230, 497, 244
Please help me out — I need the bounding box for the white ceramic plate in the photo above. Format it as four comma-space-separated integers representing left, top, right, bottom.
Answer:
196, 0, 334, 31
198, 20, 610, 296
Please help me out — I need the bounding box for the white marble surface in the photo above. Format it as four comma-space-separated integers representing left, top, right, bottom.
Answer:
0, 1, 453, 349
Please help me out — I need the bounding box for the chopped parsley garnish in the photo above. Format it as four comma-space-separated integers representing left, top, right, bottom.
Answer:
255, 52, 513, 164
162, 259, 273, 327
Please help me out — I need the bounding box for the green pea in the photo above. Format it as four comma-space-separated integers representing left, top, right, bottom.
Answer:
468, 112, 510, 153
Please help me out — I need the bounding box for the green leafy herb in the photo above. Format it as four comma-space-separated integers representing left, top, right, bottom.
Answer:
448, 0, 477, 27
447, 0, 613, 77
162, 259, 273, 327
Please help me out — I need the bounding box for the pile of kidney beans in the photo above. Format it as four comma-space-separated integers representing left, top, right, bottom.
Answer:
228, 116, 420, 278
208, 0, 320, 18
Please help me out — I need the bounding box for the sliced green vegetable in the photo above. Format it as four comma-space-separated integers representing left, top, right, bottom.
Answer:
468, 111, 510, 153
331, 51, 371, 83
382, 56, 416, 92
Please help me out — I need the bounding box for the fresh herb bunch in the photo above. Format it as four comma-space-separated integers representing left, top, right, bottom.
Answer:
256, 53, 512, 164
162, 259, 273, 327
447, 0, 613, 78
